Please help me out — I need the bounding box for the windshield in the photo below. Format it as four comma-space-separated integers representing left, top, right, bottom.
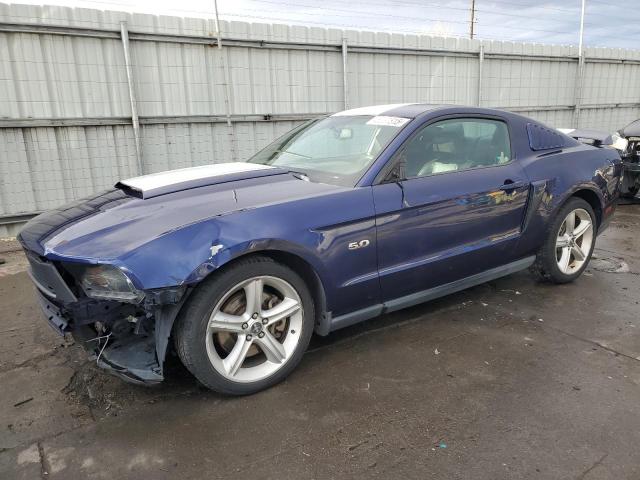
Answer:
247, 115, 410, 186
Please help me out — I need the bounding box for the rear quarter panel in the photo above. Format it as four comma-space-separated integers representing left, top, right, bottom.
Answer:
516, 143, 621, 256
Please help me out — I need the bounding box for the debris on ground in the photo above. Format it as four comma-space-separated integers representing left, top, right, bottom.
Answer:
62, 363, 136, 418
13, 397, 33, 407
590, 254, 630, 274
500, 289, 522, 295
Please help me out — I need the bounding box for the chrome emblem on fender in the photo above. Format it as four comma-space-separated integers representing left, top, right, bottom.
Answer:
348, 239, 370, 250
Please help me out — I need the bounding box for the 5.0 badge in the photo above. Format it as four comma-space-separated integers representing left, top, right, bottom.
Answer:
348, 239, 370, 250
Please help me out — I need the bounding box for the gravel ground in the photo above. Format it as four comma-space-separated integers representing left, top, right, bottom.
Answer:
1, 205, 639, 479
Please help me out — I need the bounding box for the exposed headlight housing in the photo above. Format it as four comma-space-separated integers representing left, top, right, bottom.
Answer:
80, 265, 144, 303
609, 132, 629, 153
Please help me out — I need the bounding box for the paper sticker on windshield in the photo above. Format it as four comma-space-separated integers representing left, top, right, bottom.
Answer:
366, 116, 410, 128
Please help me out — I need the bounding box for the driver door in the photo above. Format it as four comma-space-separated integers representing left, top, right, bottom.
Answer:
372, 116, 531, 303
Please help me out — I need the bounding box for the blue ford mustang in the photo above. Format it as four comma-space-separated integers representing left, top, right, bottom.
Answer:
19, 104, 622, 394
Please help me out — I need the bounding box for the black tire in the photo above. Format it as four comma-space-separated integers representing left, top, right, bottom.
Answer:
531, 197, 597, 284
619, 173, 639, 199
620, 186, 639, 199
174, 255, 315, 395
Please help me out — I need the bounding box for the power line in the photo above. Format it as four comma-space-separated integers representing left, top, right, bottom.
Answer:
475, 8, 594, 25
215, 10, 467, 35
224, 0, 472, 26
479, 0, 580, 14
214, 10, 519, 41
342, 0, 640, 23
41, 0, 636, 47
224, 0, 635, 38
222, 5, 585, 38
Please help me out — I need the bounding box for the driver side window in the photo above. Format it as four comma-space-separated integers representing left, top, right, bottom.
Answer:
402, 118, 512, 179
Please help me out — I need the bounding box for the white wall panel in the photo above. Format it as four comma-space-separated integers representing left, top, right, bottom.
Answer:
1, 1, 639, 232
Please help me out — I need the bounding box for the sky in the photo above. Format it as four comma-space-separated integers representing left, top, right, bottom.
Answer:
11, 0, 640, 49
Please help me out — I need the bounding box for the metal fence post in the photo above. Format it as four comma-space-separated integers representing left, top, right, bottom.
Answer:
214, 2, 238, 162
574, 53, 585, 128
119, 21, 143, 175
477, 43, 484, 107
342, 38, 349, 109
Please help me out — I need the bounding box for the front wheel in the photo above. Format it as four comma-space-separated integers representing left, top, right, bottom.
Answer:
174, 256, 315, 395
531, 198, 596, 283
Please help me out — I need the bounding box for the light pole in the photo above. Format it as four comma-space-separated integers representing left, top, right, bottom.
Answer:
575, 0, 587, 128
578, 0, 586, 56
214, 0, 222, 49
469, 0, 476, 39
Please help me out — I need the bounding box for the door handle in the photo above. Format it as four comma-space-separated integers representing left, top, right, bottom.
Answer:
499, 180, 526, 192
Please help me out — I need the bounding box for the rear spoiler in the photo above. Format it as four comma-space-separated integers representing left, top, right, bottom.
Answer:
556, 128, 612, 147
556, 128, 628, 152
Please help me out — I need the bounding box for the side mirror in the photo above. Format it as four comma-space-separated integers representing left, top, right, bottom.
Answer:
396, 152, 407, 180
385, 168, 401, 182
383, 152, 406, 183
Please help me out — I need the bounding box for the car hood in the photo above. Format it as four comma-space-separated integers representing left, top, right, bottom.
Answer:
620, 118, 640, 138
115, 162, 284, 199
18, 163, 344, 261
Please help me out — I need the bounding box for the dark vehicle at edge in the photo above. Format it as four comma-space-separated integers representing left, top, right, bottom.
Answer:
560, 119, 640, 199
18, 104, 622, 395
616, 119, 640, 199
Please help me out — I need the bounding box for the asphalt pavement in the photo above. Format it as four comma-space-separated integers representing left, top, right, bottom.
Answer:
1, 206, 639, 479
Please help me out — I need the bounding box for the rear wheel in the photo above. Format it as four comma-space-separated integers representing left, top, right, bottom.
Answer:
174, 256, 314, 395
531, 198, 596, 283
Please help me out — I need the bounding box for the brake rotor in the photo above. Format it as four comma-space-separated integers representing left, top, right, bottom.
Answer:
215, 286, 288, 359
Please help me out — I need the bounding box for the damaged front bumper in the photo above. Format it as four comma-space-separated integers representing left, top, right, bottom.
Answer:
27, 253, 188, 385
69, 302, 183, 385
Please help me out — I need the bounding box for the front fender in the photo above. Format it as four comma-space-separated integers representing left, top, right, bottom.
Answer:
183, 237, 331, 288
113, 218, 331, 292
87, 185, 378, 316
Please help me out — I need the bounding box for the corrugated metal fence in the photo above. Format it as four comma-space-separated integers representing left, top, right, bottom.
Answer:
1, 2, 640, 235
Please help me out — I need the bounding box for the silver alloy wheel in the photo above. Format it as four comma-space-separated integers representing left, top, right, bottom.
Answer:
555, 208, 594, 275
205, 275, 303, 383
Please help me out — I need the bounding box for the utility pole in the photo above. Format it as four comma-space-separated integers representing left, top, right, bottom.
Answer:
213, 0, 222, 49
213, 0, 237, 161
575, 0, 586, 127
469, 0, 476, 39
578, 0, 586, 56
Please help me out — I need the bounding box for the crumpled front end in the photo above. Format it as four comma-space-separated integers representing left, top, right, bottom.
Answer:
23, 250, 187, 385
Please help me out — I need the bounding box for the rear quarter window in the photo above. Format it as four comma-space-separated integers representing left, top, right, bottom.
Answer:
527, 123, 575, 151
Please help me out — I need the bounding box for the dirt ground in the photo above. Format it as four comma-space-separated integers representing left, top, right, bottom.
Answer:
1, 205, 639, 479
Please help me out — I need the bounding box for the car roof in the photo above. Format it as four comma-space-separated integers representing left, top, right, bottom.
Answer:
331, 103, 447, 118
331, 103, 523, 121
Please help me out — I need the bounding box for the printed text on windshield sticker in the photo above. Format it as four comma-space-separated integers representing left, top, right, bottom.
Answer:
366, 116, 410, 128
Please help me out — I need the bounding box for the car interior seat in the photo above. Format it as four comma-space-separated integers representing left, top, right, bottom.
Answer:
415, 125, 461, 176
